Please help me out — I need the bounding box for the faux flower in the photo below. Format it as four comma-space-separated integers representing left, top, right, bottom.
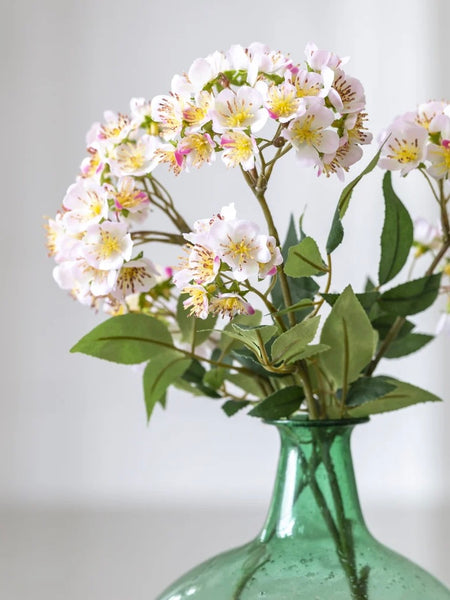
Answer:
62, 179, 109, 234
284, 103, 340, 168
209, 293, 255, 318
211, 86, 267, 133
378, 118, 428, 175
81, 221, 133, 271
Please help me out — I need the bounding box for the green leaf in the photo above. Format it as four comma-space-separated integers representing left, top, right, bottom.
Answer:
346, 376, 396, 407
219, 310, 262, 353
272, 298, 316, 317
203, 368, 226, 390
232, 348, 283, 378
177, 295, 217, 347
378, 172, 413, 285
181, 360, 221, 398
285, 343, 331, 363
227, 373, 266, 399
326, 207, 344, 255
221, 399, 250, 416
338, 146, 384, 218
271, 316, 320, 364
322, 291, 380, 313
364, 277, 377, 292
71, 314, 174, 364
248, 386, 304, 419
284, 237, 328, 278
320, 286, 378, 389
283, 214, 300, 253
326, 146, 384, 254
271, 218, 319, 322
143, 352, 191, 421
383, 333, 433, 359
347, 378, 442, 418
224, 324, 278, 359
371, 314, 414, 340
378, 273, 442, 316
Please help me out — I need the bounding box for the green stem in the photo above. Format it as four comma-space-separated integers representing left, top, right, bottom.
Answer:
312, 433, 369, 600
255, 190, 296, 328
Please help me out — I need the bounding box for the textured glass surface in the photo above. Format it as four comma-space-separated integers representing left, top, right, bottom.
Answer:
156, 419, 450, 600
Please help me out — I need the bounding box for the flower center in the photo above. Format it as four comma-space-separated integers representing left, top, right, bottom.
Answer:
98, 231, 121, 259
290, 116, 320, 146
387, 138, 420, 164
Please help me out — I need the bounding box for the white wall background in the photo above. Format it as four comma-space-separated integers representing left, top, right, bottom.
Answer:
1, 0, 449, 592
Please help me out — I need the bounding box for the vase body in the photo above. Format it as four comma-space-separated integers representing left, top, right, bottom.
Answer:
156, 418, 449, 600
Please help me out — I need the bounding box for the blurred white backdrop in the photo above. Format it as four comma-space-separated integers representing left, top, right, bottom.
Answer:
1, 0, 449, 597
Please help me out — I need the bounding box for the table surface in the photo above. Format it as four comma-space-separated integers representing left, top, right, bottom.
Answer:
0, 504, 448, 599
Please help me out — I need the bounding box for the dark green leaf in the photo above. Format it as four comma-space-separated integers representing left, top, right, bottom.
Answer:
222, 400, 250, 416
181, 360, 221, 398
143, 353, 191, 421
326, 146, 384, 254
378, 273, 442, 316
285, 237, 328, 278
383, 333, 433, 358
282, 215, 300, 256
326, 207, 344, 254
347, 377, 442, 418
71, 314, 174, 364
338, 146, 384, 218
371, 314, 414, 340
248, 386, 304, 418
232, 348, 283, 378
346, 376, 396, 407
378, 172, 413, 285
365, 277, 377, 292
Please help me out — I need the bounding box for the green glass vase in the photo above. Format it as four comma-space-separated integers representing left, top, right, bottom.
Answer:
156, 418, 450, 599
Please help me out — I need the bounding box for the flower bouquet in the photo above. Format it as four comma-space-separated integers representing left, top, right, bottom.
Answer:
47, 42, 449, 599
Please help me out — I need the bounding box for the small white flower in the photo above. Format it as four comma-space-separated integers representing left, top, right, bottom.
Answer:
113, 177, 150, 214
211, 86, 267, 134
182, 285, 210, 319
220, 131, 257, 171
173, 245, 220, 289
258, 236, 283, 278
62, 179, 110, 234
151, 94, 184, 140
210, 293, 255, 318
379, 118, 428, 175
82, 221, 133, 271
211, 219, 272, 282
284, 104, 339, 168
109, 134, 161, 177
111, 258, 159, 300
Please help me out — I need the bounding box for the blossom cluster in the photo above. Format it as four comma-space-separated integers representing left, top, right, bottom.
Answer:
47, 41, 371, 314
149, 41, 371, 178
379, 100, 450, 178
173, 204, 282, 319
46, 175, 156, 310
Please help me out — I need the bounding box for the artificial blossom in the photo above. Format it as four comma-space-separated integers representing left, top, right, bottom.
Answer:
47, 42, 450, 423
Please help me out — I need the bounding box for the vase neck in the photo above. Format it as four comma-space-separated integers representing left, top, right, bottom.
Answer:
260, 420, 367, 542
